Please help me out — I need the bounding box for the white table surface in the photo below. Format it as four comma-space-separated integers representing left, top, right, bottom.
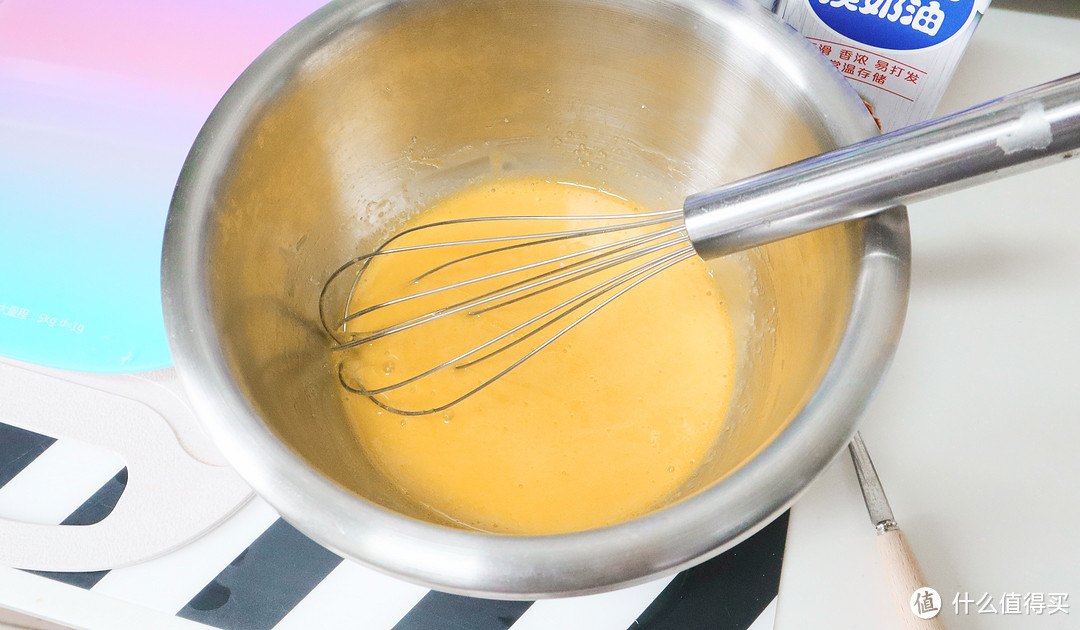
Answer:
776, 7, 1080, 629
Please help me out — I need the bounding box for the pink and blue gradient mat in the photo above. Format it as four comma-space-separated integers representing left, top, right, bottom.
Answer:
0, 0, 329, 372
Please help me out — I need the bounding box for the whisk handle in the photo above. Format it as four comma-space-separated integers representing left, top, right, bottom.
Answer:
683, 72, 1080, 260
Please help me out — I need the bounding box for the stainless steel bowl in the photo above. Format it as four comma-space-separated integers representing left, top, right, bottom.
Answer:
162, 0, 910, 598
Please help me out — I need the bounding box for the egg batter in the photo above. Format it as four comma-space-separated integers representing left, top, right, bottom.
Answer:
340, 178, 736, 534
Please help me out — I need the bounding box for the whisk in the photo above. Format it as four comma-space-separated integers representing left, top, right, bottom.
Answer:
321, 73, 1080, 415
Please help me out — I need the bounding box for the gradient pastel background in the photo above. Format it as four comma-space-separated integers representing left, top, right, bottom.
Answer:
0, 0, 329, 372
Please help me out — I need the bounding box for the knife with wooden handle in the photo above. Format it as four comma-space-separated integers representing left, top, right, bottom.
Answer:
850, 432, 947, 630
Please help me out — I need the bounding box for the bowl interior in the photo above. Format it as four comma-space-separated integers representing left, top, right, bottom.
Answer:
204, 0, 867, 527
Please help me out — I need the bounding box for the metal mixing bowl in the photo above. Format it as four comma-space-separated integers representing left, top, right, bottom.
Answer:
162, 0, 910, 598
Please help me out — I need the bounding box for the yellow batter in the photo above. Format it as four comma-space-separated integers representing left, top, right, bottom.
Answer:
340, 178, 736, 534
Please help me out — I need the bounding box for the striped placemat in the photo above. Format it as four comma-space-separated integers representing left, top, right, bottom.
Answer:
0, 422, 785, 630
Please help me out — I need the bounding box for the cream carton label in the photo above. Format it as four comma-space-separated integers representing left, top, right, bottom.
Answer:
778, 0, 991, 130
810, 0, 975, 49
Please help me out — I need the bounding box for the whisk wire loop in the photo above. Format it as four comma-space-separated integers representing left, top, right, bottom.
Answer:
329, 230, 688, 351
338, 245, 697, 416
341, 224, 687, 326
456, 245, 697, 368
325, 209, 695, 415
319, 211, 682, 339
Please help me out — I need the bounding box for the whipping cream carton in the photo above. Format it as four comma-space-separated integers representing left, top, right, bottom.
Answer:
776, 0, 992, 130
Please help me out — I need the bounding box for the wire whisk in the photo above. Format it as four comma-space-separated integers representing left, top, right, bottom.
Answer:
321, 72, 1080, 415
320, 209, 694, 415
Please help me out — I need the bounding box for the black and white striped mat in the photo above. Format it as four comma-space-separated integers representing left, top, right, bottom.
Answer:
0, 422, 785, 630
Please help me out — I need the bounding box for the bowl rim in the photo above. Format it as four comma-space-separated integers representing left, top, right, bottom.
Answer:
161, 0, 910, 599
